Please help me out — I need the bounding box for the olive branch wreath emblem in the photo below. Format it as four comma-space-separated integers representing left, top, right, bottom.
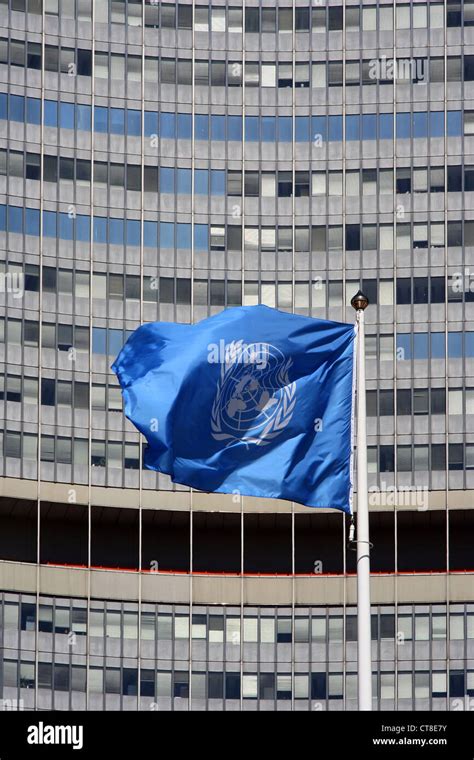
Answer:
210, 348, 296, 446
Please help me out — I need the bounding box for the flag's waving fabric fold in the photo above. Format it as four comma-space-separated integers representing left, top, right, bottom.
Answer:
112, 305, 356, 513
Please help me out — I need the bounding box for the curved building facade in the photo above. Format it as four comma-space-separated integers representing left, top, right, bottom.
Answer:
0, 0, 474, 710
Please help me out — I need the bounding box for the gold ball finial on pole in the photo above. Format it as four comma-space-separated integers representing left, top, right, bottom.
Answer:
350, 290, 369, 311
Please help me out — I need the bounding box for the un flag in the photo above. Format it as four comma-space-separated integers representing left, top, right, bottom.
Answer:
112, 305, 356, 512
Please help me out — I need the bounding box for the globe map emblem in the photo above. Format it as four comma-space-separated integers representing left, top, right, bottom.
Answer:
211, 342, 297, 446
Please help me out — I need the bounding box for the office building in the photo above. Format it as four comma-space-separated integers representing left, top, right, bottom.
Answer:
0, 0, 473, 710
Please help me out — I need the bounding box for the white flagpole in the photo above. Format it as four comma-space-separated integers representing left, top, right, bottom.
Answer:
351, 291, 372, 711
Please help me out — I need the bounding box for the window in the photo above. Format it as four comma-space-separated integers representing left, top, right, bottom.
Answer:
414, 224, 428, 249
174, 671, 189, 698
150, 614, 170, 641
380, 445, 395, 472
208, 615, 224, 643
413, 388, 429, 415
25, 153, 41, 180
431, 389, 445, 414
3, 659, 18, 688
148, 670, 169, 699
127, 165, 141, 192
450, 614, 464, 640
4, 431, 21, 458
261, 173, 275, 197
397, 446, 412, 472
259, 673, 275, 700
295, 171, 310, 197
346, 61, 360, 86
449, 389, 463, 416
378, 672, 394, 700
277, 618, 291, 643
395, 167, 411, 195
54, 663, 70, 692
175, 4, 192, 29
18, 660, 34, 689
449, 443, 464, 471
106, 611, 121, 638
278, 172, 292, 198
377, 614, 394, 642
369, 333, 390, 361
244, 172, 259, 197
363, 225, 377, 251
261, 64, 276, 88
38, 605, 52, 633
362, 169, 377, 195
190, 614, 206, 640
210, 226, 225, 251
466, 614, 474, 641
156, 2, 174, 27
328, 673, 343, 700
346, 225, 360, 251
295, 63, 309, 88
215, 672, 237, 701
240, 673, 257, 699
431, 614, 447, 640
431, 444, 446, 471
414, 445, 429, 471
122, 668, 138, 697
2, 602, 18, 632
104, 668, 120, 694
431, 277, 445, 303
72, 608, 87, 636
367, 391, 377, 417
38, 662, 52, 690
312, 172, 326, 196
122, 612, 137, 639
309, 672, 326, 700
344, 615, 356, 642
379, 391, 394, 416
211, 62, 226, 87
277, 674, 291, 701
328, 617, 343, 643
432, 671, 447, 698
397, 672, 412, 699
377, 279, 392, 307
414, 614, 429, 640
415, 672, 429, 699
449, 670, 465, 698
194, 7, 209, 32
328, 62, 343, 88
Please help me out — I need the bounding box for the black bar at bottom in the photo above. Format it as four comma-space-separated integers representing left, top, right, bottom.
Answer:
0, 710, 473, 757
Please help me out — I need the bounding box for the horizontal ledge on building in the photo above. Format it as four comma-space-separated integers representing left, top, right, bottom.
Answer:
0, 560, 471, 606
0, 476, 470, 513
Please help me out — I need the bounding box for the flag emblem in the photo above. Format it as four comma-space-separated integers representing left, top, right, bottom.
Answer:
210, 341, 296, 446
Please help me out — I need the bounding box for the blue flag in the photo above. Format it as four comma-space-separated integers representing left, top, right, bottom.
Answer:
112, 305, 356, 513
